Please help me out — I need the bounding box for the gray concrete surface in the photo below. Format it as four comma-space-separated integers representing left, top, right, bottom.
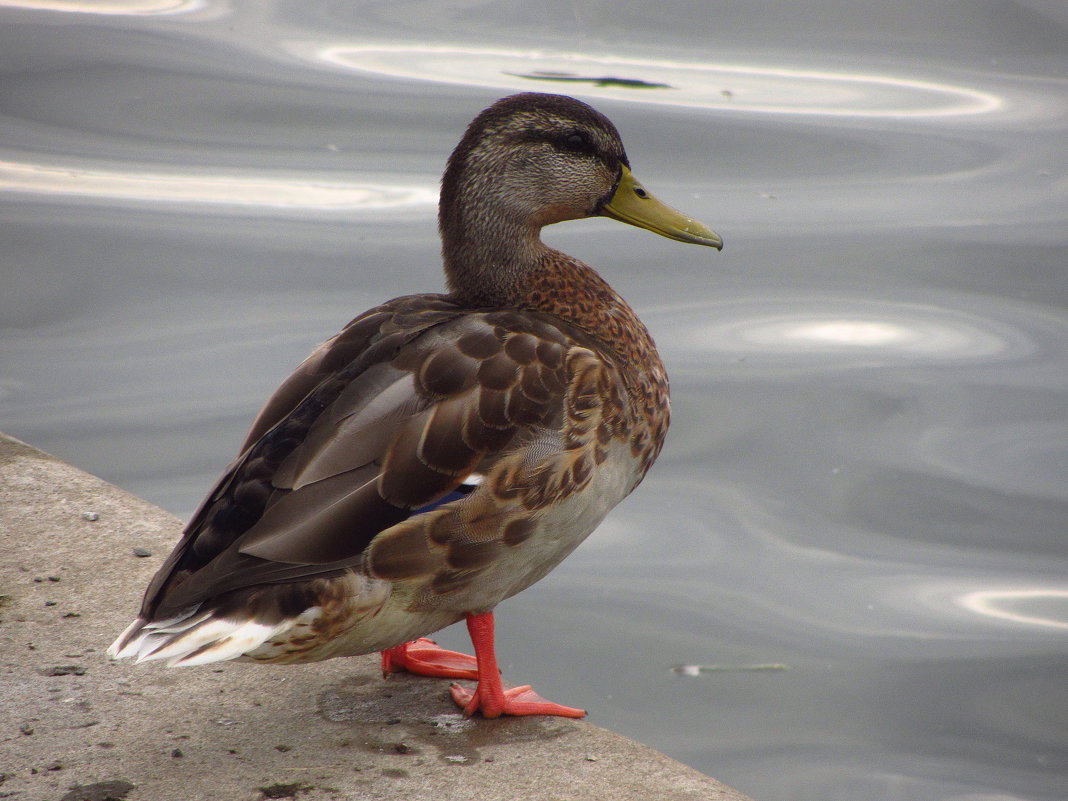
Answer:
0, 433, 756, 801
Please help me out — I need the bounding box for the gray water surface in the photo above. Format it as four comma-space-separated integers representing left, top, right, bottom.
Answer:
3, 3, 1067, 800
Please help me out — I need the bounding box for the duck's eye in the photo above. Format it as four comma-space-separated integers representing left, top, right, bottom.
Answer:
562, 131, 593, 153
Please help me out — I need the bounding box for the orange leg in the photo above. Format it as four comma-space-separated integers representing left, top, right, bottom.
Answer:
449, 611, 586, 719
380, 637, 479, 680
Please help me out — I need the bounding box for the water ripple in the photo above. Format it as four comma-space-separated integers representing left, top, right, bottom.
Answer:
957, 588, 1068, 631
667, 297, 1033, 364
908, 582, 1068, 634
0, 0, 218, 15
292, 42, 1012, 121
0, 158, 436, 213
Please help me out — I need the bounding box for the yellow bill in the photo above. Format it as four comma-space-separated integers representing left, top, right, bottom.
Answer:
601, 166, 723, 250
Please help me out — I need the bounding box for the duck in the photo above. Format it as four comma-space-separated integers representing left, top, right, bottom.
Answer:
108, 92, 722, 718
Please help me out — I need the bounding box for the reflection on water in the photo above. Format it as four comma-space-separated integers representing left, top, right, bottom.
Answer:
0, 158, 436, 211
677, 297, 1027, 362
299, 43, 1006, 119
2, 4, 1067, 801
0, 0, 214, 16
956, 587, 1068, 631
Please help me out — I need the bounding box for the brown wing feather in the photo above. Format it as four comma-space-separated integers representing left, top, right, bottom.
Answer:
141, 295, 458, 617
363, 345, 630, 608
239, 310, 396, 452
139, 297, 604, 622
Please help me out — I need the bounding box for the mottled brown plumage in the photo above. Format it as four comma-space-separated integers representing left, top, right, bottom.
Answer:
109, 92, 720, 718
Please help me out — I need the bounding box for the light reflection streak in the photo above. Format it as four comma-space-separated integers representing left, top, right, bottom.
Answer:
296, 43, 1005, 119
0, 0, 211, 13
0, 159, 437, 212
958, 588, 1068, 631
683, 300, 1019, 362
781, 320, 916, 348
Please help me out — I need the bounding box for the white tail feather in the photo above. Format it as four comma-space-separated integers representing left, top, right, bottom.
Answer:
108, 608, 292, 667
107, 617, 150, 659
161, 619, 291, 666
107, 609, 210, 659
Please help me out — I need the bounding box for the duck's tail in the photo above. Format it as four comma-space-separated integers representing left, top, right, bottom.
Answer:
106, 608, 292, 667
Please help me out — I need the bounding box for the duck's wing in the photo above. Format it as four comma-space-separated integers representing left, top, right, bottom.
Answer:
136, 295, 610, 623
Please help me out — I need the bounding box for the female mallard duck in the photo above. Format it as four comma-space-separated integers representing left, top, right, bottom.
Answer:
109, 93, 721, 718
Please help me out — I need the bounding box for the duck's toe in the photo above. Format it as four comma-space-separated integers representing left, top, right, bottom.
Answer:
380, 637, 480, 680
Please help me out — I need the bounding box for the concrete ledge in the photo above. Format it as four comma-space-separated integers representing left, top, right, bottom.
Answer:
0, 432, 755, 801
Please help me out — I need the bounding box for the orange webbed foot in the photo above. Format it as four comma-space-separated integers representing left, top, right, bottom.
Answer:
446, 611, 586, 719
380, 637, 479, 680
450, 681, 586, 719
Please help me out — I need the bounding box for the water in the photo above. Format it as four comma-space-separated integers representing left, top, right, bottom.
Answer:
3, 3, 1067, 800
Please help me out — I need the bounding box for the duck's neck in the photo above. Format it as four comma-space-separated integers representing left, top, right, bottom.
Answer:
442, 215, 662, 375
440, 206, 545, 308
438, 171, 662, 374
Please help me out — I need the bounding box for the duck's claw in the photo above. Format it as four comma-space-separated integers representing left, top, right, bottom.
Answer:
380, 638, 480, 680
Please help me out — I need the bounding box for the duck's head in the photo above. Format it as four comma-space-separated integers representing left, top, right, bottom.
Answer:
440, 93, 721, 303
